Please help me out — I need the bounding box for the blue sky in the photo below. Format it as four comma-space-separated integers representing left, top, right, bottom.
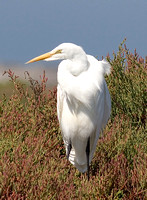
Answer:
0, 0, 146, 64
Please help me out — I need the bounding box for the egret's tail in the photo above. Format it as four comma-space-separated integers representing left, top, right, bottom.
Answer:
68, 148, 88, 173
64, 136, 97, 173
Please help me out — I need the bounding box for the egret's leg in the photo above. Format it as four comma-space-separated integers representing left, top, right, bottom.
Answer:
67, 140, 72, 160
86, 136, 90, 181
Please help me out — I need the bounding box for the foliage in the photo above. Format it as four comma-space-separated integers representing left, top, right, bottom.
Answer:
106, 38, 146, 128
0, 42, 146, 199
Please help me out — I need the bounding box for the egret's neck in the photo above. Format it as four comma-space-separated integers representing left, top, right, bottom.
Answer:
68, 56, 89, 76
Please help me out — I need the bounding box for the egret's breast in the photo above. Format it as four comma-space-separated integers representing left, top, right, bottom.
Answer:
60, 95, 95, 141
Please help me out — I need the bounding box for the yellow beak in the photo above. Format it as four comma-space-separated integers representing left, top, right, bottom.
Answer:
25, 52, 53, 64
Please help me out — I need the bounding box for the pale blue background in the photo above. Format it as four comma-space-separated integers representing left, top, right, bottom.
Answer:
0, 0, 146, 63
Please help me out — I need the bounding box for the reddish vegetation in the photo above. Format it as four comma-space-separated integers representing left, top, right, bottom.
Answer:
0, 41, 146, 199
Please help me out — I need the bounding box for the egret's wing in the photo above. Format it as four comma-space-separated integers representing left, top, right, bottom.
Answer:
86, 57, 111, 167
67, 84, 110, 173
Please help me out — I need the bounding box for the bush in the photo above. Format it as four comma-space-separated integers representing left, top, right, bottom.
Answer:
0, 42, 146, 199
106, 39, 146, 128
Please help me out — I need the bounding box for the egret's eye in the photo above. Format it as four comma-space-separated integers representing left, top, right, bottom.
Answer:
55, 49, 62, 54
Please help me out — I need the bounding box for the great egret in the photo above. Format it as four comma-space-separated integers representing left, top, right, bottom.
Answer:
26, 43, 111, 180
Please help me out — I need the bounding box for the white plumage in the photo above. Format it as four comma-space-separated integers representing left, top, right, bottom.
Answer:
26, 43, 111, 178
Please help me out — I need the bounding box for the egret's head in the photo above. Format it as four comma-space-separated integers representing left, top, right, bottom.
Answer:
26, 43, 86, 64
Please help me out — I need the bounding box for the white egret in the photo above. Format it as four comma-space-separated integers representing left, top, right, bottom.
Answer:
26, 43, 111, 180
